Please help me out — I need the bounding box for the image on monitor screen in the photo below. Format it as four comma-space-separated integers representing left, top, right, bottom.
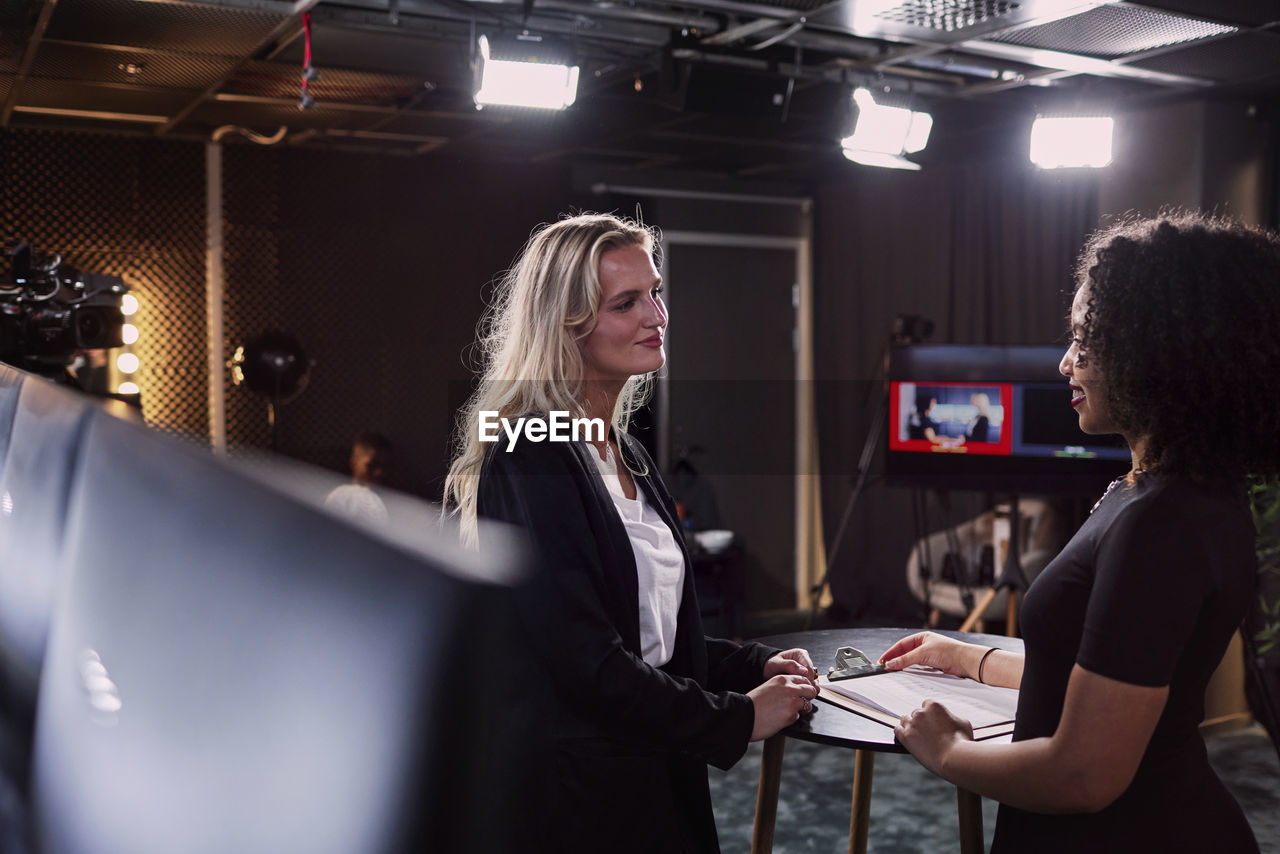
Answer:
884, 345, 1131, 493
889, 382, 1011, 456
1012, 384, 1129, 461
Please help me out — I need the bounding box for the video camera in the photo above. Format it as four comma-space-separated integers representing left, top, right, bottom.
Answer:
1, 239, 128, 371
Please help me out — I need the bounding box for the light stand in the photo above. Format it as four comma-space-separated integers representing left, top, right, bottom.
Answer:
230, 330, 311, 453
805, 383, 886, 629
806, 316, 934, 630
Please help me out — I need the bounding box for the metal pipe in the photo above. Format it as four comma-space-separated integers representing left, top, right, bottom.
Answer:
205, 141, 227, 455
746, 21, 805, 52
702, 18, 780, 45
309, 0, 675, 46
669, 47, 957, 96
631, 0, 797, 22
11, 106, 167, 122
538, 0, 719, 32
1, 0, 60, 126
322, 128, 448, 143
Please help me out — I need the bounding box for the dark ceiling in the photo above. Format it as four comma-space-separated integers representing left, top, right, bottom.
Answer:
0, 0, 1277, 178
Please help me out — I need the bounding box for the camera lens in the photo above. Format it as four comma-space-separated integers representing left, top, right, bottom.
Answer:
75, 307, 125, 349
78, 311, 102, 340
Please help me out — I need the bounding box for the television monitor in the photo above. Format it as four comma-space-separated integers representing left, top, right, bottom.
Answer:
885, 345, 1130, 494
33, 409, 533, 854
0, 377, 95, 715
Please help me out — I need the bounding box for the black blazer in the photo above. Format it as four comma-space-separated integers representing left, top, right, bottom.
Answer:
478, 428, 776, 854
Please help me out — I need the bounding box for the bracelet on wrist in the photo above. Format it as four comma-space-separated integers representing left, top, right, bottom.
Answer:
977, 647, 998, 684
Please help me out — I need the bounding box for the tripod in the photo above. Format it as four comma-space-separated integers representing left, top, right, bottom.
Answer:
805, 320, 935, 629
957, 494, 1029, 636
805, 384, 887, 629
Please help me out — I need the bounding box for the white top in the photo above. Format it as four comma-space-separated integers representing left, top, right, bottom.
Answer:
589, 442, 685, 667
323, 483, 389, 525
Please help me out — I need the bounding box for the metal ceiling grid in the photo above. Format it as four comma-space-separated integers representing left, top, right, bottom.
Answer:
874, 0, 1022, 34
15, 76, 200, 117
29, 41, 240, 90
187, 99, 408, 132
292, 16, 468, 78
223, 59, 425, 105
0, 26, 24, 73
1125, 29, 1280, 83
0, 0, 1272, 175
805, 0, 1085, 46
986, 3, 1236, 59
746, 0, 845, 13
44, 0, 287, 57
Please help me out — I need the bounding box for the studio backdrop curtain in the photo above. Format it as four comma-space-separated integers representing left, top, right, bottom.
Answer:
812, 158, 1100, 620
945, 160, 1100, 346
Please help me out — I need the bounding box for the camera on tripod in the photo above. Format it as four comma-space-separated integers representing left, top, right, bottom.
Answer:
0, 239, 128, 371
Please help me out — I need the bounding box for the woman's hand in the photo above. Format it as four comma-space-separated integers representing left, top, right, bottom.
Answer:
763, 648, 817, 684
879, 631, 983, 679
747, 675, 819, 741
894, 700, 974, 777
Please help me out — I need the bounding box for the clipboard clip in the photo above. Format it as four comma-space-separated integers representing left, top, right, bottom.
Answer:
827, 646, 888, 681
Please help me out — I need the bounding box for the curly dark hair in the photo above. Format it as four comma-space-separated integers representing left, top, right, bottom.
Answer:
1074, 211, 1280, 487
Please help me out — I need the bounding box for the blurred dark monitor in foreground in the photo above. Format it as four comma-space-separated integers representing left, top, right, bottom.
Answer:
29, 404, 532, 854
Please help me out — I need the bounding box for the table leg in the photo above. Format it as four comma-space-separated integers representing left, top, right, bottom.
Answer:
751, 733, 786, 854
957, 787, 984, 854
848, 749, 874, 854
959, 588, 998, 633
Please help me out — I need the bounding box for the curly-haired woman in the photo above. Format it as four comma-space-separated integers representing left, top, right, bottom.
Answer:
881, 212, 1280, 853
444, 212, 818, 854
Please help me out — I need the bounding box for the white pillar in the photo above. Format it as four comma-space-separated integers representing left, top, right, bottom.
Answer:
205, 141, 226, 454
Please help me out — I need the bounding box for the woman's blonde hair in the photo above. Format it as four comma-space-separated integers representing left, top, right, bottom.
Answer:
443, 212, 659, 544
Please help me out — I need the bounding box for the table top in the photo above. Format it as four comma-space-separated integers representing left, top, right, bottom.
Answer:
753, 627, 1025, 753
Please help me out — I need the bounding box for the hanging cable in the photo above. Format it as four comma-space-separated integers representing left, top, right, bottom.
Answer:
746, 19, 805, 52
299, 11, 318, 110
211, 125, 288, 144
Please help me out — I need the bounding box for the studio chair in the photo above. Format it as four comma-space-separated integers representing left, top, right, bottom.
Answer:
31, 410, 531, 854
905, 498, 1058, 632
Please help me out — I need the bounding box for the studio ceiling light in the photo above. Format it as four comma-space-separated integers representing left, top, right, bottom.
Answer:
1029, 115, 1114, 168
474, 33, 580, 111
841, 88, 933, 171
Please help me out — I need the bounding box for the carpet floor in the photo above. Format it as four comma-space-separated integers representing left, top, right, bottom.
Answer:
709, 725, 1280, 854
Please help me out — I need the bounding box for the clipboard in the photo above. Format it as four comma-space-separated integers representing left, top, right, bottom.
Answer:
817, 647, 1018, 741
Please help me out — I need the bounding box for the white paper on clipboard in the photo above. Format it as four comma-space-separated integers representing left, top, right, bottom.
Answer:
821, 665, 1018, 731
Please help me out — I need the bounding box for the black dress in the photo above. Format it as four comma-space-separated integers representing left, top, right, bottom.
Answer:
477, 428, 777, 854
992, 474, 1260, 853
967, 415, 990, 443
908, 413, 939, 441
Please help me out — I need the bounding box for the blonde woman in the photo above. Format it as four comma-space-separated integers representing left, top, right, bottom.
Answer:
966, 392, 991, 443
445, 213, 817, 854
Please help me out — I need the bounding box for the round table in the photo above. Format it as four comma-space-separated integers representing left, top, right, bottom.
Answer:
748, 627, 1025, 854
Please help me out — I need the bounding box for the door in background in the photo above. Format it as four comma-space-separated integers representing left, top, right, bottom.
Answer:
663, 241, 797, 613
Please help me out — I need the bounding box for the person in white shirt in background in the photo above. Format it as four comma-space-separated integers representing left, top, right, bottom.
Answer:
325, 431, 391, 525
